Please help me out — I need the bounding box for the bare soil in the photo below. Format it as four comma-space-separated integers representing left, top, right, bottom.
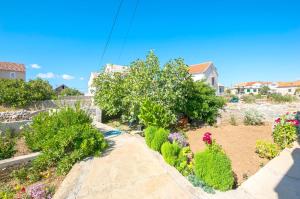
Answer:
186, 124, 274, 185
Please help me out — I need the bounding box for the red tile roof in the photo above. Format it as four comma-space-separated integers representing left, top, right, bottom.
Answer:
277, 81, 300, 88
0, 62, 25, 72
188, 62, 212, 74
235, 81, 272, 87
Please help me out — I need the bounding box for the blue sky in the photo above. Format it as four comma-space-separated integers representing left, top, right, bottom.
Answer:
0, 0, 299, 92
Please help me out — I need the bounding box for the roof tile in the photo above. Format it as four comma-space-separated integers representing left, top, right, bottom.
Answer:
0, 62, 25, 72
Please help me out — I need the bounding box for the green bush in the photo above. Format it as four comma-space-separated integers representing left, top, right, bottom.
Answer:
25, 106, 92, 151
0, 131, 16, 160
273, 123, 297, 149
150, 128, 169, 152
241, 95, 256, 103
176, 146, 194, 176
138, 100, 176, 128
255, 140, 280, 159
58, 87, 83, 96
25, 106, 107, 175
243, 109, 264, 125
268, 93, 296, 103
194, 147, 234, 191
144, 126, 158, 147
161, 142, 181, 166
0, 78, 55, 108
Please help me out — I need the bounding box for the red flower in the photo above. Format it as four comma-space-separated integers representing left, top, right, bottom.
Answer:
275, 118, 281, 123
21, 187, 26, 193
203, 132, 212, 145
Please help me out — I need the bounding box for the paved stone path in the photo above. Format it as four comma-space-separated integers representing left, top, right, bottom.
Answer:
54, 122, 300, 199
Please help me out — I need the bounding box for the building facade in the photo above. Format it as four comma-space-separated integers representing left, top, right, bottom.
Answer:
188, 61, 219, 94
0, 62, 26, 80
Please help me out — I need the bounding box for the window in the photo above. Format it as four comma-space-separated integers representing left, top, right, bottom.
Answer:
288, 89, 292, 92
253, 89, 257, 92
10, 72, 16, 79
211, 77, 215, 86
247, 89, 250, 92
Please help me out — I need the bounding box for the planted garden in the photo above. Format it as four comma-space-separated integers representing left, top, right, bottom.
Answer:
0, 106, 107, 198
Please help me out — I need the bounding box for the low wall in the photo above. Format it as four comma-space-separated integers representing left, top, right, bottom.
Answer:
0, 110, 42, 122
0, 152, 40, 181
0, 120, 31, 134
221, 102, 300, 124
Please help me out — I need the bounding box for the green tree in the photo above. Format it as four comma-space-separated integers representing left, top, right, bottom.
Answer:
59, 87, 83, 96
28, 78, 55, 101
259, 86, 270, 95
94, 51, 225, 126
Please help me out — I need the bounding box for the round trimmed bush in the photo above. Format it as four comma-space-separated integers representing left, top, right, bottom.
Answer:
150, 128, 169, 152
194, 149, 234, 191
161, 142, 181, 166
144, 126, 158, 147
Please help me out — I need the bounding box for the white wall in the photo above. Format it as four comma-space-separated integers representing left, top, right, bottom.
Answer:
275, 87, 298, 95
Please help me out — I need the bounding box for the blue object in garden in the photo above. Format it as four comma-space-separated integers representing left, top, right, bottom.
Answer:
230, 96, 239, 103
104, 130, 122, 138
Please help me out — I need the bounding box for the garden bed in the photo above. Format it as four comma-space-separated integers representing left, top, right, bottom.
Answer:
186, 124, 273, 185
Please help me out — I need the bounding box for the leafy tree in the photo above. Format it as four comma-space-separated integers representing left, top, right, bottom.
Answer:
94, 51, 225, 126
59, 87, 83, 96
259, 86, 270, 95
28, 78, 55, 101
0, 78, 54, 108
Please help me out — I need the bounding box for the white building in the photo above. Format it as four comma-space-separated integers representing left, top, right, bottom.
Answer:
87, 64, 128, 96
275, 81, 300, 96
233, 80, 300, 96
188, 61, 220, 94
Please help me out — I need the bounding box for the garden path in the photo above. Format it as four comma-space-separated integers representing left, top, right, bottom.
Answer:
53, 121, 299, 199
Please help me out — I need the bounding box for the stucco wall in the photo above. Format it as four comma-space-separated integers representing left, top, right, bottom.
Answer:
0, 71, 25, 80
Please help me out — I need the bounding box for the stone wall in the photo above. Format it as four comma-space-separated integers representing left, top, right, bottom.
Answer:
221, 102, 300, 124
0, 110, 42, 122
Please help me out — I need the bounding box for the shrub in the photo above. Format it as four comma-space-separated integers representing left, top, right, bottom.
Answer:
58, 87, 83, 96
25, 106, 92, 151
194, 148, 234, 191
176, 146, 194, 176
229, 115, 237, 126
161, 142, 181, 166
144, 126, 158, 147
150, 128, 169, 152
273, 121, 297, 149
243, 109, 264, 125
255, 140, 280, 159
0, 131, 16, 160
268, 93, 296, 103
138, 100, 176, 128
187, 175, 215, 193
25, 106, 107, 175
168, 132, 188, 147
241, 95, 256, 103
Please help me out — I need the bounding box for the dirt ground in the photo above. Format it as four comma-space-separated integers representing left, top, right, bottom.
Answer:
186, 123, 274, 185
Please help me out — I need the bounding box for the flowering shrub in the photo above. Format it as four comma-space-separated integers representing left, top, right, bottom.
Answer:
202, 132, 212, 145
255, 140, 280, 159
194, 133, 234, 191
273, 112, 299, 149
29, 184, 52, 199
168, 132, 188, 147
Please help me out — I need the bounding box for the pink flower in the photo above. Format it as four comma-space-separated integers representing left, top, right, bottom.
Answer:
286, 112, 290, 115
202, 132, 212, 145
275, 118, 281, 123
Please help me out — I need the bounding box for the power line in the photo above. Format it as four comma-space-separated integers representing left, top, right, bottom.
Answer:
117, 0, 140, 63
99, 0, 125, 68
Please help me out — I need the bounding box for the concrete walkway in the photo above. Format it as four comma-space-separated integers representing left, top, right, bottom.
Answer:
54, 122, 300, 199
